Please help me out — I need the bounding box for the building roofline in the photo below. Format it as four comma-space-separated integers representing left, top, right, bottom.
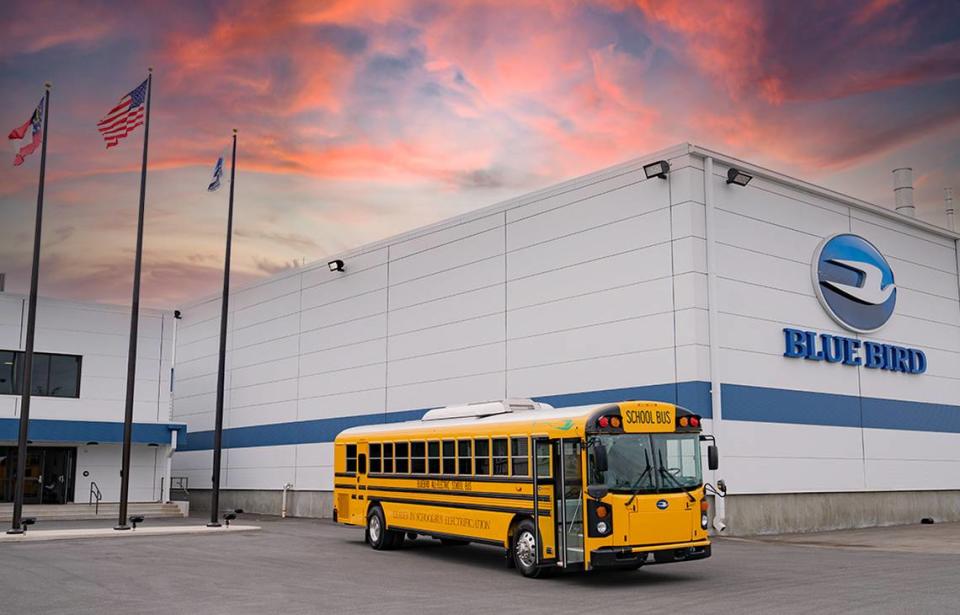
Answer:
178, 142, 959, 310
686, 143, 960, 241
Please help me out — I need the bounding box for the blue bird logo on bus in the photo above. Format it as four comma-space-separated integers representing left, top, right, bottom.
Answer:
656, 499, 669, 510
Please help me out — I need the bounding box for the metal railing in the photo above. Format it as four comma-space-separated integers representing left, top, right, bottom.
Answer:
88, 481, 102, 515
170, 476, 189, 494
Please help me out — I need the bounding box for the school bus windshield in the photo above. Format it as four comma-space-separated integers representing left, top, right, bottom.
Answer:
588, 433, 702, 493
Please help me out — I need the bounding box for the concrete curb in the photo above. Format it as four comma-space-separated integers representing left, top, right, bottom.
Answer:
0, 524, 261, 543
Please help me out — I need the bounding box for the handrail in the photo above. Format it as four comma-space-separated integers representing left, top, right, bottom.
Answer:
170, 476, 189, 494
89, 481, 102, 515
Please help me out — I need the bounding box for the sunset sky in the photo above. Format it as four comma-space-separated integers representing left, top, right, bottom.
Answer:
1, 0, 958, 308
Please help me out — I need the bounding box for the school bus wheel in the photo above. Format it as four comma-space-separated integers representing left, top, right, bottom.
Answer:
512, 518, 550, 578
366, 505, 402, 550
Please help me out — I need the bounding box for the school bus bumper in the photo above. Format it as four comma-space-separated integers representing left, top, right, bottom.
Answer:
590, 540, 711, 569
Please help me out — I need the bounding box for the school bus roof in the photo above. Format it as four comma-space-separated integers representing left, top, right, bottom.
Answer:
334, 400, 686, 441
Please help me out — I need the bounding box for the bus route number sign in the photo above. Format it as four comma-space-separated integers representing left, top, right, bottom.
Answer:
621, 404, 675, 433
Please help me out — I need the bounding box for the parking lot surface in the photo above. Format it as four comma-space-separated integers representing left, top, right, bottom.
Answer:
1, 515, 958, 614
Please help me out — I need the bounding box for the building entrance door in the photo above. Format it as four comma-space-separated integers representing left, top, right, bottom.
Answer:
0, 446, 76, 504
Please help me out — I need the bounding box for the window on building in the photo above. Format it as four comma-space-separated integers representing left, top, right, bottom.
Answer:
345, 444, 357, 473
369, 443, 382, 474
427, 441, 440, 474
458, 440, 472, 475
396, 442, 409, 474
474, 438, 490, 475
511, 437, 529, 476
411, 441, 425, 474
492, 438, 508, 476
0, 350, 81, 398
442, 440, 455, 475
383, 442, 394, 473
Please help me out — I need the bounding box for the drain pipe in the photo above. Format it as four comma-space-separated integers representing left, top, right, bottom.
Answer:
703, 156, 726, 533
281, 482, 293, 518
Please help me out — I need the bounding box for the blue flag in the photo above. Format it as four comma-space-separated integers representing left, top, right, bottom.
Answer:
208, 156, 224, 191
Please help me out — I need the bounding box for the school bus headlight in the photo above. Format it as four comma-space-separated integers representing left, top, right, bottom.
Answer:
597, 521, 608, 534
701, 513, 709, 529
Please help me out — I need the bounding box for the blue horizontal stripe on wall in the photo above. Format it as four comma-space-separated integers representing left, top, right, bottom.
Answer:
721, 384, 960, 434
178, 380, 960, 452
0, 418, 186, 446
721, 385, 862, 428
179, 382, 712, 452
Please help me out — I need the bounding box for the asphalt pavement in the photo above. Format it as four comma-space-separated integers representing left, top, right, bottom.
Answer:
1, 515, 958, 615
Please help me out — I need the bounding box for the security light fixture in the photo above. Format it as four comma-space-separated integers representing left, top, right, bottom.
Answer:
174, 310, 182, 320
643, 160, 671, 180
21, 517, 36, 534
726, 167, 753, 186
129, 515, 145, 530
328, 259, 345, 272
224, 512, 237, 527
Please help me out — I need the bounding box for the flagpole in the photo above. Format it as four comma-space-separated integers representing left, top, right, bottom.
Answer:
209, 129, 237, 527
7, 84, 51, 535
116, 69, 152, 530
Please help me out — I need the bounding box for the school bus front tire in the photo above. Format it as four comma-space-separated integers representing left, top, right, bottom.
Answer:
512, 519, 551, 578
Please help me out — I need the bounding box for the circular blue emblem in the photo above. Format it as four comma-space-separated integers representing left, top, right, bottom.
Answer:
656, 499, 669, 510
812, 234, 896, 333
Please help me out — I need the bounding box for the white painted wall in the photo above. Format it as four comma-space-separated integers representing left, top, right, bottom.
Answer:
171, 144, 960, 501
0, 294, 175, 502
692, 157, 960, 495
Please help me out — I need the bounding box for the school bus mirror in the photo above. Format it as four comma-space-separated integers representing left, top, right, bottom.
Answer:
708, 445, 719, 471
591, 440, 608, 473
587, 485, 610, 500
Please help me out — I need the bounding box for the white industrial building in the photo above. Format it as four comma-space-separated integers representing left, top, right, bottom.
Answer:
0, 294, 181, 509
159, 142, 958, 534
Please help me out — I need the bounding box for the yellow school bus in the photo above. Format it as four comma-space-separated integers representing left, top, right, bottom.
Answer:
333, 398, 718, 577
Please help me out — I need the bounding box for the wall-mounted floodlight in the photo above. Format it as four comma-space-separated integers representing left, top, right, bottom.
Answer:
643, 160, 671, 180
21, 517, 36, 534
726, 168, 753, 186
328, 259, 345, 272
174, 310, 182, 320
129, 515, 145, 530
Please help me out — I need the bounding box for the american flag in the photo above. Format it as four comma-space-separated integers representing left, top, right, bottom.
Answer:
97, 79, 147, 148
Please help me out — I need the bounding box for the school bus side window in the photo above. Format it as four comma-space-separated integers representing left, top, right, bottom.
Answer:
474, 438, 490, 475
369, 443, 382, 473
396, 442, 410, 473
411, 441, 425, 473
428, 441, 441, 474
442, 440, 455, 474
458, 439, 472, 475
492, 438, 508, 476
346, 444, 357, 472
383, 442, 394, 473
511, 437, 529, 476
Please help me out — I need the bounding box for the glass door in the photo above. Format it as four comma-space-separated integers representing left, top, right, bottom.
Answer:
554, 439, 584, 566
22, 449, 43, 505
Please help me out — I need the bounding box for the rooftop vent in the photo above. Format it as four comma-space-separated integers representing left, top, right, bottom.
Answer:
420, 398, 553, 421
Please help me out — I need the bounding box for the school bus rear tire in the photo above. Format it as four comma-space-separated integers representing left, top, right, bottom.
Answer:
367, 505, 402, 550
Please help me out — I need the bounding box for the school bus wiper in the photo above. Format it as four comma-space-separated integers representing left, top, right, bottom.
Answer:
657, 449, 696, 502
624, 449, 653, 507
